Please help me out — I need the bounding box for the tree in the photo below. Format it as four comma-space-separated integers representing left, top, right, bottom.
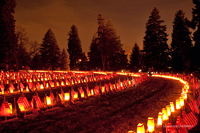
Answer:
88, 33, 102, 70
60, 49, 70, 71
191, 0, 200, 70
15, 25, 31, 69
79, 52, 88, 71
31, 53, 42, 70
67, 25, 83, 70
106, 19, 127, 71
0, 0, 17, 70
40, 28, 61, 70
130, 43, 142, 71
97, 14, 107, 71
171, 10, 192, 73
95, 15, 128, 71
143, 7, 169, 72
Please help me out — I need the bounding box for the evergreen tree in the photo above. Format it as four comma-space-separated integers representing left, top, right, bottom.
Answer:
79, 52, 88, 71
143, 7, 169, 72
130, 43, 142, 72
171, 10, 192, 73
95, 15, 128, 71
191, 0, 200, 70
0, 0, 17, 70
106, 19, 127, 71
40, 29, 61, 70
31, 53, 42, 70
97, 14, 107, 71
60, 49, 70, 71
112, 48, 128, 71
67, 25, 83, 70
88, 33, 102, 70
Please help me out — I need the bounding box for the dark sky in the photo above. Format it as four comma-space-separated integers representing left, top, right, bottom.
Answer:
14, 0, 194, 56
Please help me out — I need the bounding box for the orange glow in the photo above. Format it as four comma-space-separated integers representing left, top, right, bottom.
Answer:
120, 82, 123, 87
137, 123, 145, 133
181, 93, 187, 99
170, 102, 175, 112
61, 81, 65, 86
0, 102, 12, 116
110, 86, 113, 91
46, 96, 51, 105
9, 84, 15, 93
57, 82, 59, 87
147, 117, 154, 133
180, 97, 184, 107
46, 83, 49, 88
40, 84, 44, 89
166, 105, 171, 116
64, 93, 70, 101
162, 108, 168, 121
74, 92, 78, 99
102, 86, 105, 93
81, 92, 84, 98
91, 89, 94, 95
157, 112, 163, 126
18, 103, 25, 111
176, 99, 180, 110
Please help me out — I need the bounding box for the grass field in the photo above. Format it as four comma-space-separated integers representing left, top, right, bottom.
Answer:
0, 77, 184, 133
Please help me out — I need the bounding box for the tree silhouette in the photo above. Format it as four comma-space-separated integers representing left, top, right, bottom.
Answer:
130, 43, 142, 72
60, 49, 70, 71
67, 25, 83, 70
0, 0, 17, 70
31, 53, 42, 70
143, 7, 169, 72
15, 25, 31, 69
171, 10, 192, 73
40, 29, 61, 70
94, 14, 127, 71
88, 33, 102, 70
191, 0, 200, 70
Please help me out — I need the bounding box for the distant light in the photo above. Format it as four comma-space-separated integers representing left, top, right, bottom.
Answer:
138, 69, 142, 73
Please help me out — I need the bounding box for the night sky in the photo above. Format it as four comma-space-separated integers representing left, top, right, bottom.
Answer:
15, 0, 194, 56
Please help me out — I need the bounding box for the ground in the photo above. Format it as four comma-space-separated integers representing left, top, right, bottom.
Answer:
0, 77, 185, 133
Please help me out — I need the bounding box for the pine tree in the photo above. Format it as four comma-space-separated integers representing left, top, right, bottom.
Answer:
31, 53, 42, 70
79, 52, 88, 71
40, 29, 61, 70
60, 49, 70, 71
113, 49, 128, 71
106, 19, 127, 71
0, 0, 17, 70
191, 0, 200, 70
130, 43, 142, 72
143, 7, 169, 72
171, 10, 192, 73
97, 14, 107, 71
67, 25, 83, 70
88, 33, 102, 70
95, 15, 128, 71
